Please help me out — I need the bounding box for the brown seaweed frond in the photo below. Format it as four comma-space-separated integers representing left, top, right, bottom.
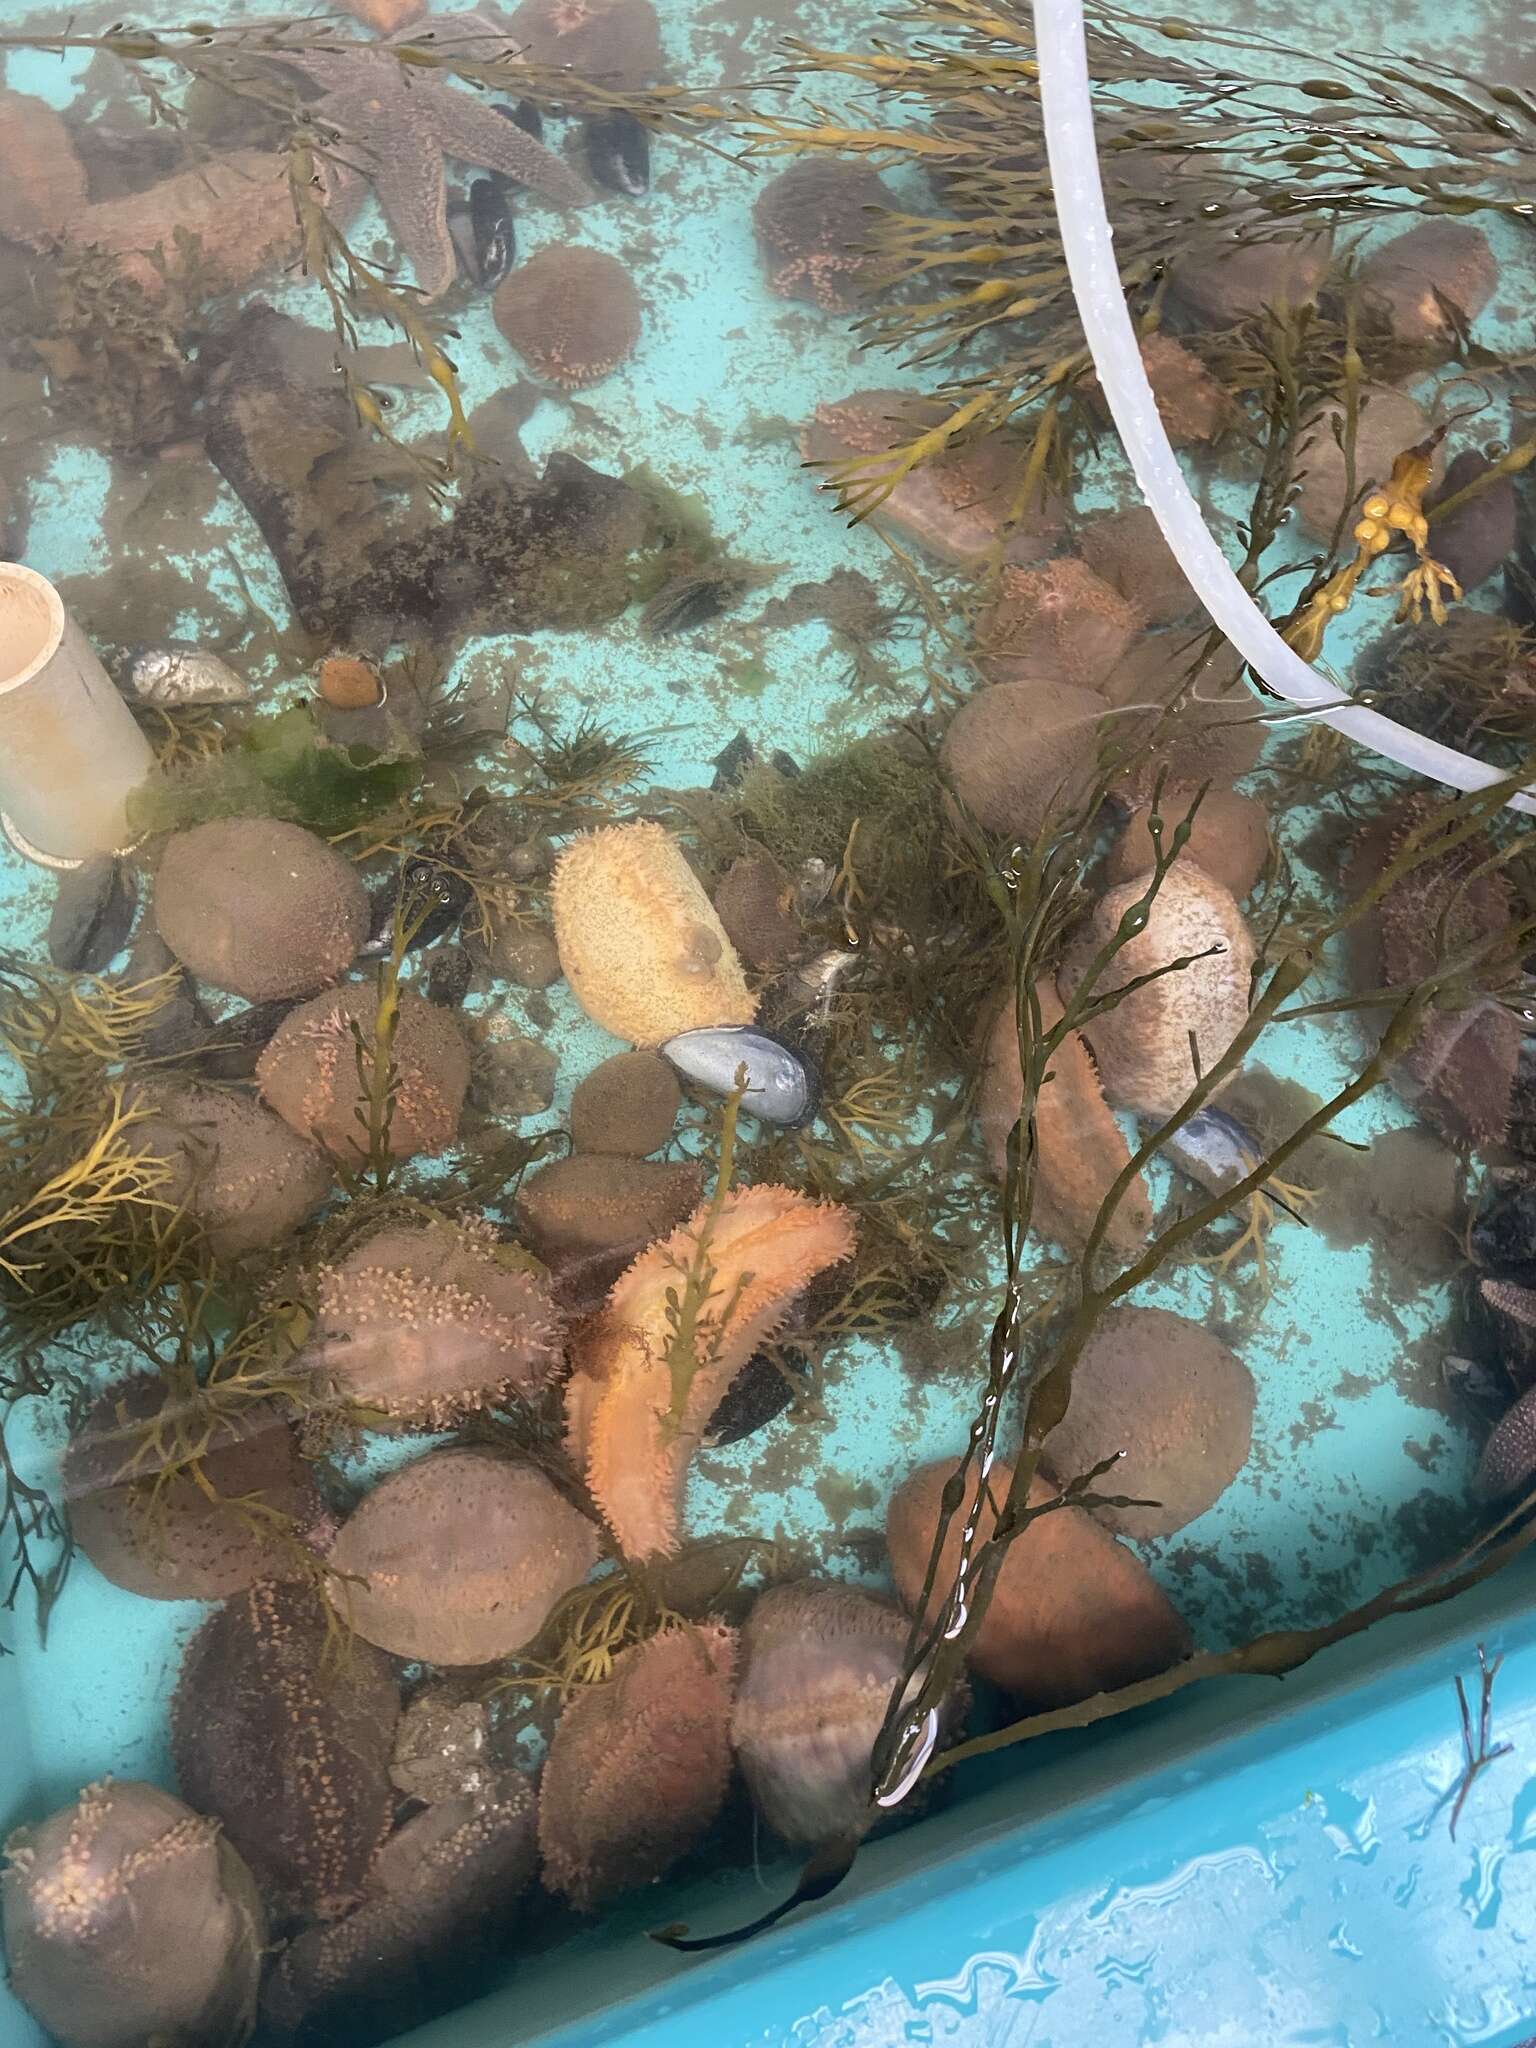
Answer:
339, 865, 450, 1198
736, 1, 1536, 513
99, 1284, 343, 1598
282, 124, 471, 496
0, 1089, 192, 1334
0, 956, 181, 1107
506, 695, 672, 819
0, 1409, 70, 1649
137, 704, 236, 776
111, 1286, 324, 1484
493, 1573, 685, 1701
874, 757, 1536, 1805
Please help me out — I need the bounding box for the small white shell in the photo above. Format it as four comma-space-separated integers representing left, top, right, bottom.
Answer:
129, 648, 250, 707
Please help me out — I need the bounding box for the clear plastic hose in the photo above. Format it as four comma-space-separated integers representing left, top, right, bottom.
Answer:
1031, 0, 1536, 816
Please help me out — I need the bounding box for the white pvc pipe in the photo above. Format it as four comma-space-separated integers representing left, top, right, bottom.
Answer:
1031, 0, 1536, 817
0, 563, 155, 860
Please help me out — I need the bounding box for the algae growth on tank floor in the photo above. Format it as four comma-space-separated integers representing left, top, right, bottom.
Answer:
1, 0, 1536, 2040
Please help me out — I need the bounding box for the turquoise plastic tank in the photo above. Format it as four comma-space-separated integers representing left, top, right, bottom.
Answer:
0, 0, 1533, 2038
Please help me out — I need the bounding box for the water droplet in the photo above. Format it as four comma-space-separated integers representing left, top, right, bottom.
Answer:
874, 1707, 940, 1809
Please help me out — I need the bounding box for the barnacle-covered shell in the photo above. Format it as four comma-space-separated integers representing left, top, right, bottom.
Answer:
505, 0, 663, 89
257, 982, 470, 1162
305, 1220, 563, 1428
973, 557, 1141, 691
390, 1688, 500, 1804
1059, 867, 1256, 1119
171, 1581, 401, 1921
66, 1375, 322, 1602
1086, 332, 1231, 446
538, 1623, 736, 1909
325, 1449, 600, 1665
261, 1775, 538, 2042
551, 821, 755, 1044
753, 160, 893, 309
154, 819, 369, 1002
2, 1779, 266, 2048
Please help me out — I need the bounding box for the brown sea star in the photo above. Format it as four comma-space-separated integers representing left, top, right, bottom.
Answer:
281, 19, 588, 298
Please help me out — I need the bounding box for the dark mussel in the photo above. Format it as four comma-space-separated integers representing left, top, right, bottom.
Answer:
47, 857, 137, 973
710, 730, 801, 791
1470, 1170, 1536, 1285
659, 1025, 817, 1127
498, 99, 546, 146
583, 112, 650, 197
704, 1347, 810, 1448
360, 858, 473, 959
448, 180, 516, 289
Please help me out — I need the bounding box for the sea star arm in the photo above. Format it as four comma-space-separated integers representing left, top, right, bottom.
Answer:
364, 108, 460, 300
421, 79, 590, 209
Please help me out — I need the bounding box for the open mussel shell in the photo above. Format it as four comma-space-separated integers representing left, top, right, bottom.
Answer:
359, 859, 473, 960
583, 112, 650, 196
448, 179, 516, 289
659, 1025, 817, 1127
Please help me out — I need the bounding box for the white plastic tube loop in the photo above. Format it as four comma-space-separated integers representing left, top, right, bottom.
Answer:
1031, 0, 1536, 816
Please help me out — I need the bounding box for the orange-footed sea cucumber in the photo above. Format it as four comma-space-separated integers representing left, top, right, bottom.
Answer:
565, 1183, 855, 1559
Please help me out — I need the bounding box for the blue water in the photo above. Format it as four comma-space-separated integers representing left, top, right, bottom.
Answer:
0, 0, 1530, 2040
